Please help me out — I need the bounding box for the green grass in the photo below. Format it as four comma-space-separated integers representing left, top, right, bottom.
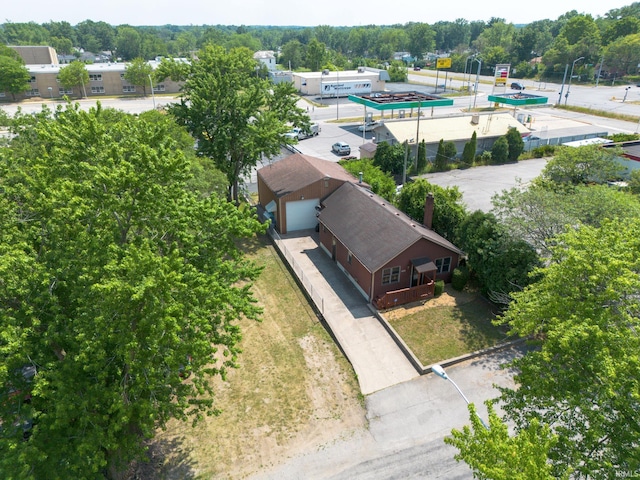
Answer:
388, 294, 507, 366
153, 235, 362, 479
555, 104, 640, 123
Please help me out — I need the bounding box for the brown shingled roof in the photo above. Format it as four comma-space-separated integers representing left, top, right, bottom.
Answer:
319, 183, 463, 272
258, 154, 361, 198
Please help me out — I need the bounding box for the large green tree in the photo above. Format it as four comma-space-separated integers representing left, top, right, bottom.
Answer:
604, 33, 640, 75
57, 61, 89, 98
123, 57, 154, 96
0, 55, 31, 101
446, 402, 569, 480
492, 182, 640, 257
169, 45, 307, 203
492, 219, 640, 479
456, 210, 540, 303
0, 104, 265, 479
540, 145, 625, 185
396, 178, 466, 240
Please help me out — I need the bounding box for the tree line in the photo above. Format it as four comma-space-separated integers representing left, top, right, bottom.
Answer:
1, 3, 640, 79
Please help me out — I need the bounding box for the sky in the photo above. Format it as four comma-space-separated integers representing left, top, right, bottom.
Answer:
1, 0, 635, 27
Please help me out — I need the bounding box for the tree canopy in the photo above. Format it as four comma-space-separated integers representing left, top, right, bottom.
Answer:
492, 219, 640, 479
57, 60, 89, 98
0, 55, 31, 101
0, 103, 265, 479
396, 178, 466, 241
169, 45, 307, 203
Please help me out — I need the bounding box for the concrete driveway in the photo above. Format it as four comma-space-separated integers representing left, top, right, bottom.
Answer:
275, 231, 419, 395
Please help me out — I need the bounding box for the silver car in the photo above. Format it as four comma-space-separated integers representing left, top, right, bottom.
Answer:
332, 142, 351, 155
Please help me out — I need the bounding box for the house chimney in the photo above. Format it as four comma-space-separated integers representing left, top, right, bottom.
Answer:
423, 193, 434, 229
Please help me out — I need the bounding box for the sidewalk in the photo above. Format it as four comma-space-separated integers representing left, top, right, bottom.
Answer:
275, 231, 419, 395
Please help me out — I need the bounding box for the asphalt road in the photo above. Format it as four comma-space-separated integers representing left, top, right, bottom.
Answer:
252, 345, 525, 480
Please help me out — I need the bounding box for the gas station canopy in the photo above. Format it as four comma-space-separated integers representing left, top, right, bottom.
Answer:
348, 91, 453, 110
487, 92, 548, 106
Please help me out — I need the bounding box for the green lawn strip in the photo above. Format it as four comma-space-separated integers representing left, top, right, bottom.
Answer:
388, 297, 507, 366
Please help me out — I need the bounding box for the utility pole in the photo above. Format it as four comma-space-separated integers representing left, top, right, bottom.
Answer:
557, 64, 569, 106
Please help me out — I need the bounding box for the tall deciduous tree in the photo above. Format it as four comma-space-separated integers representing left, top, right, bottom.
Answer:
492, 182, 640, 257
58, 60, 89, 98
169, 45, 307, 203
0, 104, 265, 479
540, 144, 624, 185
396, 178, 466, 240
493, 219, 640, 479
123, 57, 153, 96
0, 55, 31, 101
446, 402, 569, 480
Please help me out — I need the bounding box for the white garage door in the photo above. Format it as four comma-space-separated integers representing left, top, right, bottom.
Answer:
286, 199, 320, 231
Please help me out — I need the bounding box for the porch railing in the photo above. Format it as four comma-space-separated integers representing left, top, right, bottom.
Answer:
375, 282, 435, 310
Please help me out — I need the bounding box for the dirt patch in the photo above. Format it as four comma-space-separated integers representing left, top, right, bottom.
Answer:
383, 285, 478, 321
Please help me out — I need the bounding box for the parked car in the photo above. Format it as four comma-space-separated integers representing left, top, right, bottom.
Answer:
357, 121, 380, 132
284, 124, 321, 140
511, 82, 525, 90
332, 142, 351, 155
413, 66, 421, 71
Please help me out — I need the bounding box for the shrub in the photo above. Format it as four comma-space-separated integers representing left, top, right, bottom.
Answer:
451, 267, 469, 291
531, 144, 556, 158
434, 280, 445, 296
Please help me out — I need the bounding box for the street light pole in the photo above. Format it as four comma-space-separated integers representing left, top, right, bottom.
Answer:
473, 58, 482, 110
557, 63, 569, 105
432, 364, 489, 429
565, 56, 584, 105
148, 74, 156, 109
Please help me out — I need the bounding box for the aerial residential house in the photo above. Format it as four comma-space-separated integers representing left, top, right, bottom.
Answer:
317, 182, 464, 308
253, 50, 277, 71
258, 153, 464, 308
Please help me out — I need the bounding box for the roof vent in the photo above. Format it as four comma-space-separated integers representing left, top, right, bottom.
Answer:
471, 114, 480, 125
357, 66, 365, 73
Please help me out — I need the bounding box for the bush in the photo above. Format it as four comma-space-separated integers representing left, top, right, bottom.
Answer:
451, 267, 469, 291
434, 280, 445, 296
531, 144, 556, 158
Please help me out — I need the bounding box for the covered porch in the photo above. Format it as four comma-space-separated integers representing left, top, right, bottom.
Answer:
374, 257, 437, 310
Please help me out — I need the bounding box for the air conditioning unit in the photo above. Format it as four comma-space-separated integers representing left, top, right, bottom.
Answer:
357, 66, 365, 73
471, 114, 480, 125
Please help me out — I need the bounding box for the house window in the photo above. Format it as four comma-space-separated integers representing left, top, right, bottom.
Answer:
382, 266, 401, 285
91, 86, 104, 94
153, 84, 165, 92
120, 73, 125, 79
0, 92, 5, 98
89, 74, 102, 82
30, 76, 37, 83
435, 257, 452, 274
26, 89, 40, 96
347, 251, 352, 265
59, 88, 73, 95
122, 85, 136, 93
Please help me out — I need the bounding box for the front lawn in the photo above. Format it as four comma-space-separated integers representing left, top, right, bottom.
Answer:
387, 288, 508, 365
